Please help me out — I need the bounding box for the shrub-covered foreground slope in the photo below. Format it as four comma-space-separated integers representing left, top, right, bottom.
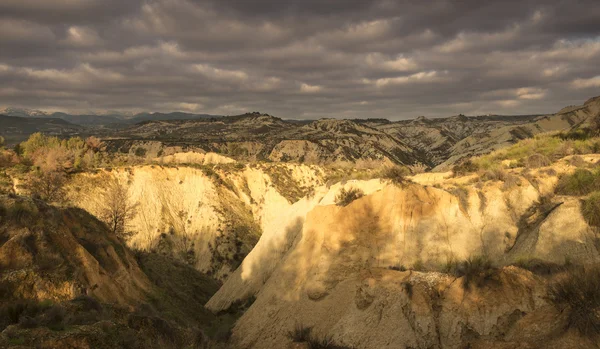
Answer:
0, 196, 236, 349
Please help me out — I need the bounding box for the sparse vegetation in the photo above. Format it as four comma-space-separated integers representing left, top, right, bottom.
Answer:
481, 166, 508, 182
549, 266, 600, 339
525, 153, 551, 168
474, 134, 600, 171
452, 159, 478, 177
380, 165, 410, 186
134, 147, 147, 157
287, 325, 353, 349
581, 191, 600, 227
555, 168, 600, 196
335, 187, 364, 206
411, 259, 426, 272
288, 323, 313, 342
567, 155, 587, 168
444, 255, 497, 290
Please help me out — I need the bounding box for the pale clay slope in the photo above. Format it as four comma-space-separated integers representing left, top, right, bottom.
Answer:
202, 157, 599, 348
206, 179, 385, 311
61, 153, 599, 347
67, 163, 324, 280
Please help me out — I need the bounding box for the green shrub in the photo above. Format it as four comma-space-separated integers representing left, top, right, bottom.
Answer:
555, 169, 600, 195
72, 295, 102, 312
19, 316, 39, 329
481, 166, 508, 182
525, 153, 551, 168
43, 305, 66, 331
581, 191, 600, 227
549, 266, 600, 339
411, 259, 426, 272
446, 255, 497, 290
286, 324, 353, 348
401, 281, 413, 298
452, 159, 478, 177
335, 187, 364, 207
134, 147, 147, 157
380, 166, 410, 185
0, 301, 52, 331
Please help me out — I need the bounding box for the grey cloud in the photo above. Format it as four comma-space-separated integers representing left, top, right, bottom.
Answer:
0, 0, 599, 119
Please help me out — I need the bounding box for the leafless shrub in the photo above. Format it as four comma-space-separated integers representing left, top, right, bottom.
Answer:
335, 187, 364, 206
26, 171, 66, 203
98, 178, 137, 239
380, 166, 410, 186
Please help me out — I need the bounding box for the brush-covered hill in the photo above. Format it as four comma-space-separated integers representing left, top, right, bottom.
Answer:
0, 196, 236, 349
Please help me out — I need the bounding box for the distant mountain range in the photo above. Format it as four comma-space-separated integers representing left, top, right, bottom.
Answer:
0, 107, 221, 126
2, 96, 599, 169
106, 96, 599, 169
0, 114, 85, 144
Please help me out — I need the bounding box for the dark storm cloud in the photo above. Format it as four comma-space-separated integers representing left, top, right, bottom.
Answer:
0, 0, 599, 119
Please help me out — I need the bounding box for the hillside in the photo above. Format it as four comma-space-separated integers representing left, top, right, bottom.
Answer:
0, 115, 84, 145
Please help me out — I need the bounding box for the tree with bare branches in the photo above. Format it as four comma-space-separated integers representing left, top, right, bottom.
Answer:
98, 178, 137, 239
27, 170, 67, 203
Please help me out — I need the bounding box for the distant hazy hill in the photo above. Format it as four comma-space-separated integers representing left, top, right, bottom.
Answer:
0, 114, 84, 144
0, 107, 221, 126
124, 111, 220, 124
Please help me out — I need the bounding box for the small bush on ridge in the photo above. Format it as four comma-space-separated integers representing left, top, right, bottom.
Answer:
335, 187, 364, 207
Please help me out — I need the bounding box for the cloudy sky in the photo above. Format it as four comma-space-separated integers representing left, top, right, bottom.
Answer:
0, 0, 599, 119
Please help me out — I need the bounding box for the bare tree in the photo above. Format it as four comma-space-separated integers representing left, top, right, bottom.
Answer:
98, 178, 137, 239
27, 170, 67, 203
